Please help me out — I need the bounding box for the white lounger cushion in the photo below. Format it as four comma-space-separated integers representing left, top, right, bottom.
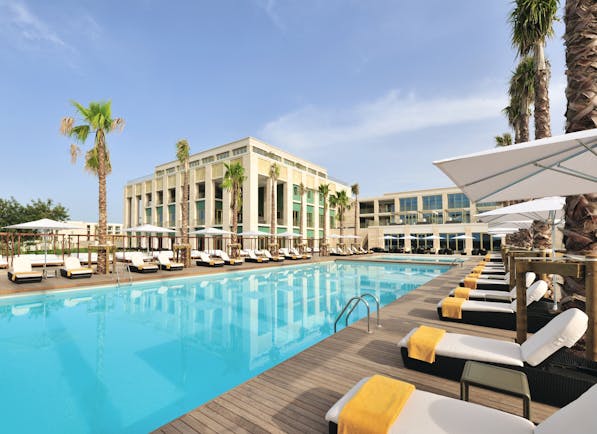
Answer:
535, 383, 597, 434
521, 308, 588, 366
449, 287, 517, 301
325, 378, 535, 434
399, 328, 524, 366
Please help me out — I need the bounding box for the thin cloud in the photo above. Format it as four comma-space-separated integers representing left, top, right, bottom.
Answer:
254, 0, 285, 31
262, 89, 507, 152
1, 0, 67, 48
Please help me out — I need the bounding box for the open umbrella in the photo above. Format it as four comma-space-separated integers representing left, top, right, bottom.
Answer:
4, 218, 80, 278
239, 231, 269, 250
125, 224, 176, 254
453, 234, 475, 252
476, 197, 565, 225
433, 129, 597, 203
383, 235, 396, 251
189, 227, 232, 252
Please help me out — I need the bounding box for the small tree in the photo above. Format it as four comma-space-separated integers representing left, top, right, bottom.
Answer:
351, 183, 360, 239
495, 133, 513, 147
269, 163, 280, 253
223, 162, 246, 258
298, 183, 306, 252
176, 139, 190, 266
318, 184, 330, 255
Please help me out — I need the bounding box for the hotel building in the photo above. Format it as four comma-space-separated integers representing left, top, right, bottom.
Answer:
350, 187, 502, 253
123, 137, 351, 248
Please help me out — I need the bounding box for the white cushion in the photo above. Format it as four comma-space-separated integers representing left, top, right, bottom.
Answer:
521, 308, 588, 366
438, 299, 515, 313
449, 288, 514, 301
536, 383, 597, 434
399, 328, 523, 367
326, 378, 534, 434
12, 257, 33, 273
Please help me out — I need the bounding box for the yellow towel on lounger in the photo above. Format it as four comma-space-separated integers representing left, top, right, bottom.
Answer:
485, 253, 491, 261
441, 297, 466, 319
338, 375, 415, 434
454, 287, 471, 299
407, 325, 446, 363
463, 276, 477, 289
476, 261, 486, 268
472, 266, 485, 274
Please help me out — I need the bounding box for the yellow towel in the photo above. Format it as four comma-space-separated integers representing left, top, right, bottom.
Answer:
454, 287, 471, 299
463, 276, 477, 289
441, 297, 466, 319
472, 266, 485, 274
338, 375, 415, 434
477, 261, 486, 267
485, 253, 491, 261
407, 325, 446, 363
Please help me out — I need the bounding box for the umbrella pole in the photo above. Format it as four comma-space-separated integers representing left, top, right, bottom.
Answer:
549, 211, 559, 310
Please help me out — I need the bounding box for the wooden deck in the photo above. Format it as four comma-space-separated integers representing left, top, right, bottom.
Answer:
154, 259, 558, 433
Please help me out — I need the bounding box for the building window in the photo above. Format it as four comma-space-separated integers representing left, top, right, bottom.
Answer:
379, 216, 391, 226
168, 205, 175, 226
168, 188, 176, 203
308, 168, 317, 175
215, 200, 223, 225
399, 197, 417, 212
379, 200, 395, 213
202, 156, 214, 164
447, 193, 470, 209
232, 146, 247, 156
317, 171, 327, 178
189, 160, 201, 168
214, 182, 223, 200
293, 184, 301, 201
307, 206, 314, 227
422, 194, 442, 210
360, 201, 374, 214
196, 201, 205, 225
216, 151, 229, 160
360, 217, 374, 228
258, 186, 265, 223
307, 190, 314, 204
319, 208, 325, 227
156, 191, 164, 206
166, 167, 176, 174
447, 210, 471, 223
421, 211, 443, 224
145, 193, 152, 207
196, 182, 205, 199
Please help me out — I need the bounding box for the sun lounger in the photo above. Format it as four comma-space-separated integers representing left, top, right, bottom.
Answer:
190, 250, 202, 259
326, 375, 597, 434
449, 285, 518, 302
290, 247, 311, 259
460, 272, 536, 291
213, 250, 243, 265
245, 249, 269, 263
437, 280, 552, 331
128, 252, 159, 273
260, 249, 284, 262
157, 252, 184, 271
0, 255, 8, 269
196, 251, 225, 267
330, 248, 348, 256
279, 248, 301, 260
400, 308, 596, 406
60, 257, 93, 279
7, 257, 43, 283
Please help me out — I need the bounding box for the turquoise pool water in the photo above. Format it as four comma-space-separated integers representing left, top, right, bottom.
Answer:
0, 260, 448, 433
377, 254, 465, 264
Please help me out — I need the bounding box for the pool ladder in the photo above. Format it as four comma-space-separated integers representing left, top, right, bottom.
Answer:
116, 263, 133, 287
334, 293, 381, 334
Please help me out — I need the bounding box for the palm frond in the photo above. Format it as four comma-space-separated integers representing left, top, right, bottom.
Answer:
70, 144, 81, 164
176, 139, 190, 163
60, 117, 75, 135
84, 146, 112, 175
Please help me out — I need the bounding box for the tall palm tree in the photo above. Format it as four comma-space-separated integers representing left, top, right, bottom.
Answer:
223, 162, 246, 258
269, 163, 280, 253
61, 100, 124, 274
495, 133, 513, 147
351, 183, 360, 238
298, 183, 306, 252
508, 56, 535, 143
176, 139, 190, 266
510, 0, 558, 140
562, 0, 597, 334
329, 190, 351, 238
318, 183, 330, 255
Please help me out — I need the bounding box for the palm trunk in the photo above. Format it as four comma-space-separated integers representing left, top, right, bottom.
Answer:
323, 199, 328, 256
517, 112, 530, 143
299, 194, 304, 253
231, 184, 238, 258
181, 160, 189, 266
354, 195, 358, 237
96, 130, 107, 274
531, 220, 552, 250
339, 208, 344, 238
564, 0, 597, 360
270, 179, 276, 253
534, 42, 551, 139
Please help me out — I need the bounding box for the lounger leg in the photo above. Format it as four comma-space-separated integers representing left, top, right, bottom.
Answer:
460, 380, 469, 401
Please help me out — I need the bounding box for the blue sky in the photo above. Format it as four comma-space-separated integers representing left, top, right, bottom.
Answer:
0, 0, 567, 222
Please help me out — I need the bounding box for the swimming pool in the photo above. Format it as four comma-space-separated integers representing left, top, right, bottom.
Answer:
376, 254, 465, 264
0, 260, 448, 433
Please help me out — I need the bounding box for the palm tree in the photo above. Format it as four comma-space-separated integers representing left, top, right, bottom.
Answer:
329, 190, 351, 238
495, 133, 513, 147
269, 163, 280, 253
351, 183, 360, 238
508, 56, 535, 143
176, 139, 190, 266
298, 183, 306, 252
510, 0, 558, 140
562, 0, 597, 335
61, 100, 124, 274
318, 183, 330, 255
223, 162, 246, 258
502, 105, 522, 143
